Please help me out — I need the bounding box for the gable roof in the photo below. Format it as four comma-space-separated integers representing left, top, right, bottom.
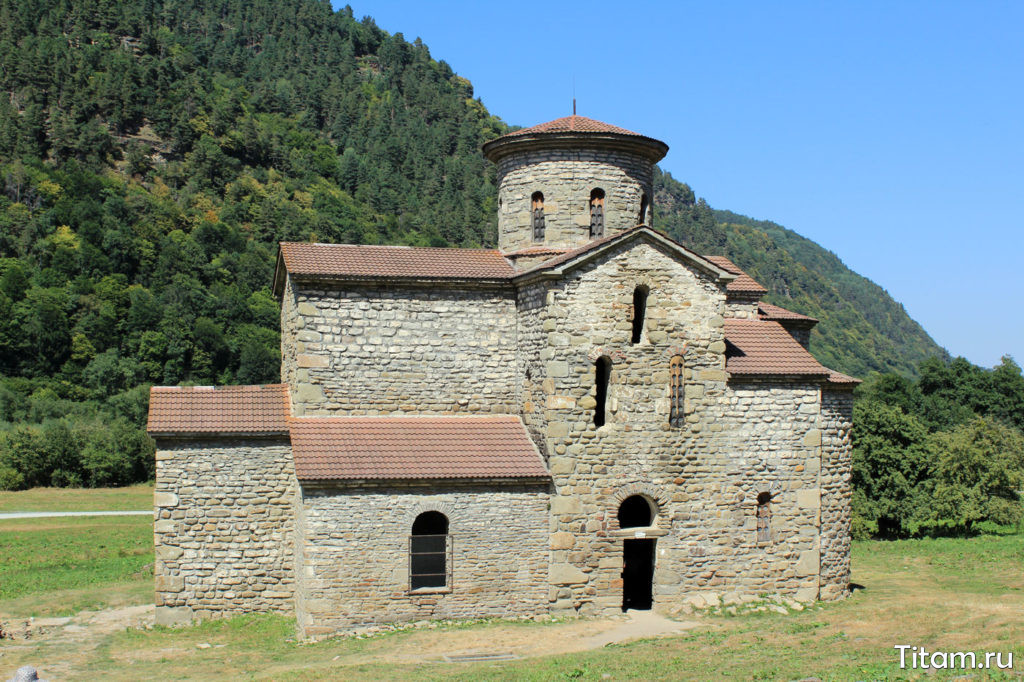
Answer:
147, 384, 290, 436
289, 415, 550, 482
515, 226, 738, 287
275, 242, 515, 293
724, 320, 831, 378
275, 227, 739, 295
702, 255, 768, 296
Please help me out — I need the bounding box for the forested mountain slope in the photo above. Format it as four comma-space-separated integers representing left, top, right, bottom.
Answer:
653, 175, 947, 377
0, 0, 952, 487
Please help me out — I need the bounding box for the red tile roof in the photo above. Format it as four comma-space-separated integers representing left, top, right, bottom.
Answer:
504, 115, 643, 137
503, 246, 571, 257
279, 242, 515, 281
725, 320, 831, 377
758, 301, 818, 323
147, 384, 290, 435
703, 255, 768, 295
827, 370, 862, 386
515, 226, 734, 285
289, 416, 549, 481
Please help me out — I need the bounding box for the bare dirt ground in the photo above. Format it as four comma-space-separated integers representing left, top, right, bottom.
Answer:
0, 604, 698, 678
0, 605, 154, 679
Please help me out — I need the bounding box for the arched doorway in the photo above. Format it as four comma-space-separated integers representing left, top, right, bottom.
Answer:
618, 495, 656, 611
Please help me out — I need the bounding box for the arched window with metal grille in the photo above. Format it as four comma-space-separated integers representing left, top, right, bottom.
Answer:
410, 511, 450, 590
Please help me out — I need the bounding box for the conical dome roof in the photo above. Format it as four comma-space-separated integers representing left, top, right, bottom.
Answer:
483, 114, 668, 162
504, 115, 643, 137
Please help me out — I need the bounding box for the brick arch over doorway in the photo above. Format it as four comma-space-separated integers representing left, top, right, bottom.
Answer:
609, 483, 671, 531
402, 501, 459, 527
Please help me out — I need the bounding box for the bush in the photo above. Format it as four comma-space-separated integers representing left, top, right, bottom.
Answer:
0, 464, 24, 490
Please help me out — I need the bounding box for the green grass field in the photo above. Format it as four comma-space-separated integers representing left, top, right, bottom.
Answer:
0, 515, 153, 616
0, 483, 153, 512
1, 487, 1021, 680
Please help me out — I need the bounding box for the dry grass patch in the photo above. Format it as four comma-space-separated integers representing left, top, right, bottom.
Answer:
0, 484, 154, 512
1, 516, 1022, 680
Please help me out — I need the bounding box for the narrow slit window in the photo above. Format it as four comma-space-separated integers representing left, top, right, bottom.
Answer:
594, 356, 611, 427
756, 493, 771, 544
669, 355, 684, 427
410, 511, 450, 590
589, 188, 605, 238
639, 193, 650, 226
631, 285, 649, 344
531, 191, 545, 241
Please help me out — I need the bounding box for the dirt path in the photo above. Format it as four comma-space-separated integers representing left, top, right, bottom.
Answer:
0, 605, 155, 679
1, 605, 699, 677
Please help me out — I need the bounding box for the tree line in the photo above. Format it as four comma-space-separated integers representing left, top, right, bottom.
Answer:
853, 356, 1024, 537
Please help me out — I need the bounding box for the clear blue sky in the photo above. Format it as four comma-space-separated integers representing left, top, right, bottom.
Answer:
337, 1, 1023, 369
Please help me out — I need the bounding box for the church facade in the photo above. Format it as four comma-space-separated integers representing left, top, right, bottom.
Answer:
147, 116, 857, 636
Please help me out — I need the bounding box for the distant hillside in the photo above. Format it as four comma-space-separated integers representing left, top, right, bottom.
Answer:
654, 172, 948, 377
0, 0, 946, 424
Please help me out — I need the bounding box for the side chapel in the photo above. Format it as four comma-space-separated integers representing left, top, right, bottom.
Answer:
147, 115, 857, 635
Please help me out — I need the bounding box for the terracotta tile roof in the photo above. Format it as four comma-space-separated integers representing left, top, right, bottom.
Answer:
827, 370, 862, 386
502, 246, 571, 257
504, 115, 643, 137
516, 226, 732, 284
289, 416, 549, 481
758, 301, 818, 324
702, 255, 768, 295
147, 384, 290, 435
725, 320, 830, 377
521, 227, 636, 273
279, 242, 515, 281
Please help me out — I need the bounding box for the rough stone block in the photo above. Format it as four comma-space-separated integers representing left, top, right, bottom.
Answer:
156, 544, 184, 561
546, 361, 569, 377
795, 549, 820, 576
546, 395, 576, 409
551, 496, 581, 514
549, 563, 587, 585
297, 354, 329, 368
155, 606, 193, 627
550, 532, 575, 550
795, 587, 819, 602
797, 489, 820, 509
297, 302, 318, 316
155, 575, 185, 592
154, 492, 179, 508
804, 429, 822, 447
546, 422, 570, 437
548, 457, 575, 475
294, 383, 324, 403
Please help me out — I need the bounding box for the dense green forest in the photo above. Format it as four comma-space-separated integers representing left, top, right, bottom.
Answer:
853, 356, 1024, 537
0, 0, 1018, 526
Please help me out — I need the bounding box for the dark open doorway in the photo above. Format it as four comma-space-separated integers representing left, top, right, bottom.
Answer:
622, 538, 655, 611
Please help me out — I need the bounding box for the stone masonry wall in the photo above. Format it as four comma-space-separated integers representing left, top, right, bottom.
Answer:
819, 388, 854, 600
517, 242, 828, 614
295, 483, 550, 636
496, 148, 653, 251
282, 281, 518, 416
153, 438, 298, 625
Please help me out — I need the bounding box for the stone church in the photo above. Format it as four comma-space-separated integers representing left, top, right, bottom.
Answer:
147, 115, 857, 635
